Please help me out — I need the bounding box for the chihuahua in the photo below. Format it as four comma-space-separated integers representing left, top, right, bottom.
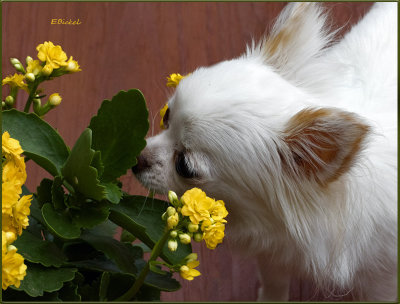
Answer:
133, 3, 397, 301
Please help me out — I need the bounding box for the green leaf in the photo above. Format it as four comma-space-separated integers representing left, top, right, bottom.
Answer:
149, 261, 168, 275
58, 281, 81, 301
135, 259, 181, 292
52, 176, 66, 210
135, 284, 161, 301
3, 288, 60, 301
13, 230, 67, 267
76, 272, 102, 301
99, 272, 111, 301
2, 109, 70, 176
41, 203, 81, 239
80, 231, 141, 274
109, 195, 192, 265
70, 201, 110, 229
89, 89, 149, 182
101, 272, 172, 301
120, 229, 136, 243
88, 219, 118, 238
102, 182, 122, 204
17, 263, 77, 297
36, 178, 53, 208
61, 128, 106, 201
23, 185, 45, 225
91, 150, 104, 178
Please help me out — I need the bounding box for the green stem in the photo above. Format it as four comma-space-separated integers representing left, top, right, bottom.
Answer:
24, 81, 40, 113
114, 228, 170, 301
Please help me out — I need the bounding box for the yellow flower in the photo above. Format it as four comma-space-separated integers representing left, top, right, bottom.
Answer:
209, 200, 228, 222
2, 246, 27, 290
2, 73, 28, 92
42, 64, 53, 76
2, 180, 20, 216
3, 157, 26, 185
65, 56, 81, 73
2, 132, 27, 188
2, 131, 24, 159
201, 219, 225, 250
12, 195, 32, 235
37, 41, 68, 68
2, 215, 17, 236
26, 59, 43, 76
180, 188, 214, 225
179, 260, 201, 281
160, 103, 169, 129
166, 73, 186, 88
2, 131, 30, 235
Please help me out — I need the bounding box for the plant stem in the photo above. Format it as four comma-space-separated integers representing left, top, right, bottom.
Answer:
24, 82, 40, 113
114, 228, 170, 301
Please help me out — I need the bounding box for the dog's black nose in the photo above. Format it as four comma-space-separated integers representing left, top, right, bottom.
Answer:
132, 154, 150, 174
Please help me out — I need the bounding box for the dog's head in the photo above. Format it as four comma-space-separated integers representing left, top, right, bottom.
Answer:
133, 3, 370, 233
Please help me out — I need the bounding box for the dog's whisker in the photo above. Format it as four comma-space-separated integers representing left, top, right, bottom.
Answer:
137, 189, 151, 217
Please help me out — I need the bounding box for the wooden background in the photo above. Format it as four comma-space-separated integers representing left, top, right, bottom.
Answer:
2, 2, 374, 301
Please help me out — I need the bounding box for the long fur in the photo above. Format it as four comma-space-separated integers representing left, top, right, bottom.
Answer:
134, 3, 397, 301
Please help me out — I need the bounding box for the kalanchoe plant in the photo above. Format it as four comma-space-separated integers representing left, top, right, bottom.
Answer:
2, 42, 228, 301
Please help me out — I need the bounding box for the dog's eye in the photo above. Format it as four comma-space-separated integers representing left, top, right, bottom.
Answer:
175, 152, 197, 178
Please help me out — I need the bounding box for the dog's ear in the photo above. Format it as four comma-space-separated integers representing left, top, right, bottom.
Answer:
282, 108, 370, 185
246, 3, 334, 77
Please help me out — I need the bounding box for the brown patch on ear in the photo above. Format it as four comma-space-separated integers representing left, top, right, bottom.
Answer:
283, 108, 370, 185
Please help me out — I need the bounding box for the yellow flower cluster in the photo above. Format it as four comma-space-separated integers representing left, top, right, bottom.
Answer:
181, 188, 228, 250
2, 132, 31, 290
161, 188, 228, 281
180, 259, 201, 281
36, 41, 81, 75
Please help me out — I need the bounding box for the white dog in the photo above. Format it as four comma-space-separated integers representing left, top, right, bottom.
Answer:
133, 2, 397, 301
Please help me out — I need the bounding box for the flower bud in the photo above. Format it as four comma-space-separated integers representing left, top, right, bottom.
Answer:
170, 230, 178, 238
2, 101, 6, 108
33, 98, 42, 114
49, 93, 62, 106
10, 58, 21, 65
5, 96, 14, 106
161, 212, 167, 221
25, 72, 35, 82
66, 60, 78, 72
179, 233, 191, 244
188, 222, 199, 233
166, 206, 176, 217
42, 64, 53, 76
7, 245, 17, 252
14, 63, 25, 73
185, 253, 198, 263
167, 213, 179, 230
180, 265, 189, 272
26, 56, 33, 65
193, 232, 204, 242
5, 231, 16, 244
168, 239, 178, 252
168, 190, 179, 206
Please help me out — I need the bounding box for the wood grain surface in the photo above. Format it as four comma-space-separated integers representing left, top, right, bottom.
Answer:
2, 2, 374, 301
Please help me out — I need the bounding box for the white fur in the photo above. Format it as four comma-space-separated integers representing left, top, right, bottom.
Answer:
134, 3, 397, 301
